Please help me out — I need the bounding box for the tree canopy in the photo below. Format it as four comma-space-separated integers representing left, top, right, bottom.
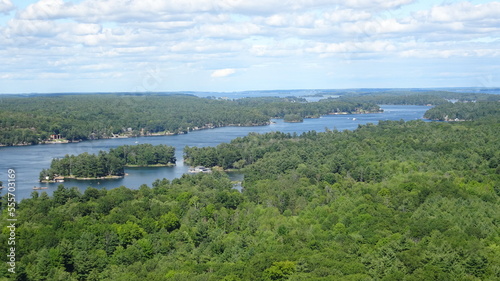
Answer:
424, 101, 500, 121
0, 94, 380, 146
2, 102, 499, 280
40, 144, 176, 180
338, 90, 500, 105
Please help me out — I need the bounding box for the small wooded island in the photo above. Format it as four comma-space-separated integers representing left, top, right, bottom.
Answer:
40, 144, 175, 182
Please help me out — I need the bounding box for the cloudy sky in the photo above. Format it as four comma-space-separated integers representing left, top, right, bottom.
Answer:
0, 0, 499, 93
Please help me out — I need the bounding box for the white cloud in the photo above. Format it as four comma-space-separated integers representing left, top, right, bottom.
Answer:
414, 2, 500, 23
80, 63, 115, 71
340, 0, 416, 10
250, 44, 295, 57
211, 68, 236, 77
38, 72, 71, 79
16, 0, 418, 22
249, 39, 305, 57
324, 9, 372, 22
199, 22, 262, 39
0, 0, 14, 14
18, 0, 69, 20
306, 40, 397, 56
263, 13, 316, 27
169, 40, 244, 54
124, 21, 195, 32
71, 23, 102, 35
0, 0, 499, 93
6, 19, 60, 37
218, 0, 417, 14
399, 43, 500, 59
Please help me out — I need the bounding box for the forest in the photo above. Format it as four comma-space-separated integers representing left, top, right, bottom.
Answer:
338, 91, 500, 106
1, 101, 499, 280
39, 144, 176, 181
283, 114, 303, 123
0, 94, 380, 146
424, 101, 500, 121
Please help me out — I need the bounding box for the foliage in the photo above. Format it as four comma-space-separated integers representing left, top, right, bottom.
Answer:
424, 101, 500, 121
339, 90, 500, 105
0, 94, 379, 146
184, 132, 294, 169
283, 114, 303, 123
40, 144, 175, 180
110, 144, 176, 166
1, 106, 499, 280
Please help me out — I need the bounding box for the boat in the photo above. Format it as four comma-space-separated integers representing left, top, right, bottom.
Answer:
54, 176, 65, 183
33, 186, 48, 190
188, 166, 212, 174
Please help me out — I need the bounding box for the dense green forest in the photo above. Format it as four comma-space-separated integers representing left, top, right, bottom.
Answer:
40, 144, 176, 180
283, 114, 303, 123
424, 101, 500, 121
234, 97, 380, 118
184, 132, 295, 169
0, 94, 379, 146
2, 106, 499, 280
338, 91, 500, 105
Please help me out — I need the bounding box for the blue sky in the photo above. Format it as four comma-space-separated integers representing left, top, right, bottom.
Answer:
0, 0, 499, 93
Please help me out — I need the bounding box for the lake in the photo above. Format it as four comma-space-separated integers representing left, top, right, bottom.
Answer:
0, 105, 430, 200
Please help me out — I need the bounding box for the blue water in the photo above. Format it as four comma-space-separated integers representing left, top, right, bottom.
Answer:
0, 105, 430, 200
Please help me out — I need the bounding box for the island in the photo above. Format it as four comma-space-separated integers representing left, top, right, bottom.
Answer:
40, 144, 176, 182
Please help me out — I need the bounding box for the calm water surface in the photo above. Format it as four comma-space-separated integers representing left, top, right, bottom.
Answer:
0, 105, 430, 200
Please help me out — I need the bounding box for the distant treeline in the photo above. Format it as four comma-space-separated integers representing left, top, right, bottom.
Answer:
234, 97, 381, 118
424, 101, 500, 121
338, 91, 500, 105
40, 144, 175, 180
0, 94, 379, 146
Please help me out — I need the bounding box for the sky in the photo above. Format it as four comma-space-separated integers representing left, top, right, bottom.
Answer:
0, 0, 499, 94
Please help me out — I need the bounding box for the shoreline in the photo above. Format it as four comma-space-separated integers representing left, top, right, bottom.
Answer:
1, 111, 382, 148
0, 122, 271, 147
125, 163, 175, 167
41, 174, 129, 182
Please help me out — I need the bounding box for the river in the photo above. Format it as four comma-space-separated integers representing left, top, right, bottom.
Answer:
0, 105, 430, 200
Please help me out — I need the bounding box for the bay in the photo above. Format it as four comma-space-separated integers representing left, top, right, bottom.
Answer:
0, 105, 430, 200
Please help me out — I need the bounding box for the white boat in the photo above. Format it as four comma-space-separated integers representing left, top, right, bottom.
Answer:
188, 166, 212, 173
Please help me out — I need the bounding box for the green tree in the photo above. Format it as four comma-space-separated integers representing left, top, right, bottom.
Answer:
264, 261, 296, 280
157, 212, 181, 232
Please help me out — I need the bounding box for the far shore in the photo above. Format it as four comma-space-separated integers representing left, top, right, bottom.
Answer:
41, 173, 129, 182
2, 110, 383, 147
125, 163, 175, 167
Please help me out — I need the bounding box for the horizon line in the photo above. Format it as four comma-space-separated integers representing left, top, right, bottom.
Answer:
1, 86, 499, 96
